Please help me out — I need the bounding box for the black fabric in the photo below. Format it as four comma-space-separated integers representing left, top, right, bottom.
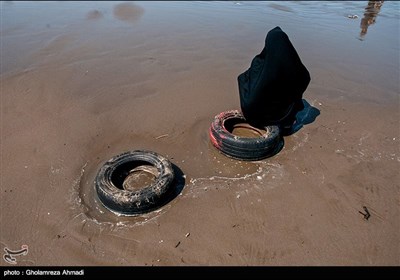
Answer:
238, 26, 311, 128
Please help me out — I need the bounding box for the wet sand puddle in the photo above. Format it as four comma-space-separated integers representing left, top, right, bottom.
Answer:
69, 116, 279, 228
64, 133, 292, 265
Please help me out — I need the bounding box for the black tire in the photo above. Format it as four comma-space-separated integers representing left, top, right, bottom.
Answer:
209, 110, 282, 161
95, 150, 175, 216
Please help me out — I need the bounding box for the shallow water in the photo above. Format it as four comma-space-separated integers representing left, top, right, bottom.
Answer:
1, 1, 399, 265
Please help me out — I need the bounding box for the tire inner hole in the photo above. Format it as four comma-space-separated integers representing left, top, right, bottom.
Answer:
122, 165, 159, 192
111, 161, 160, 191
225, 118, 267, 138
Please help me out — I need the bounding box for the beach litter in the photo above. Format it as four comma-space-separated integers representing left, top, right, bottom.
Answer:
359, 206, 371, 220
347, 14, 359, 19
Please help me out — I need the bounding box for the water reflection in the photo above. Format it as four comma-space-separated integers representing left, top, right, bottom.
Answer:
113, 2, 144, 23
359, 0, 384, 40
86, 9, 103, 20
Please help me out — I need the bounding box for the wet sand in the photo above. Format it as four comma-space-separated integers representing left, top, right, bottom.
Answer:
1, 1, 399, 265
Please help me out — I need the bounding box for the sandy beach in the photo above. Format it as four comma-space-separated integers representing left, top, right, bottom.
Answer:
1, 1, 399, 266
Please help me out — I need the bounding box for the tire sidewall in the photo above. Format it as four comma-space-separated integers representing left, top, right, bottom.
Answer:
209, 110, 281, 160
95, 150, 174, 216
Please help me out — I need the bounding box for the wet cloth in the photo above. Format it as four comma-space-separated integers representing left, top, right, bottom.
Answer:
238, 26, 311, 128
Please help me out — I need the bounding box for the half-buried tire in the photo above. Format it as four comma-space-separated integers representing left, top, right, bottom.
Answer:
209, 110, 281, 161
95, 150, 175, 216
